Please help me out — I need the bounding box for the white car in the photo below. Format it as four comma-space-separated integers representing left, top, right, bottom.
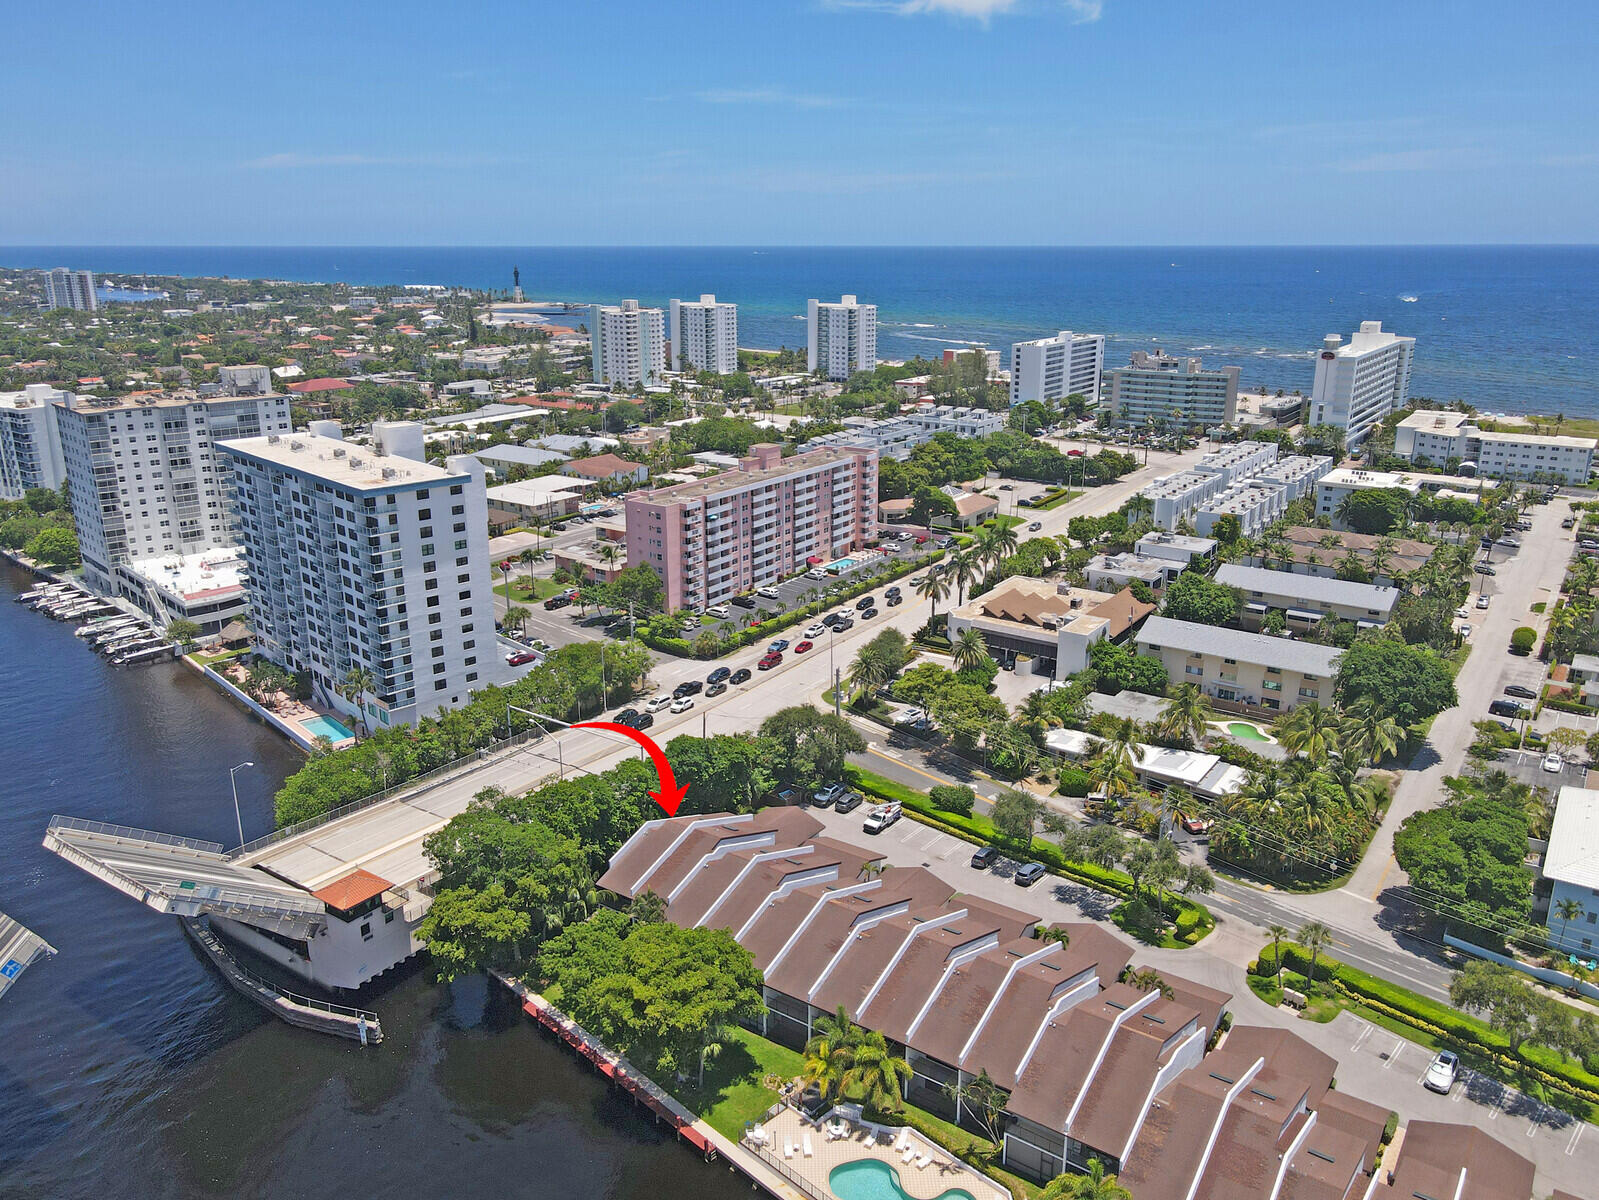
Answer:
1543, 753, 1565, 773
646, 694, 673, 713
806, 568, 828, 580
1422, 1050, 1460, 1094
1476, 595, 1490, 610
670, 696, 696, 714
707, 604, 730, 619
1455, 606, 1470, 619
805, 623, 828, 639
757, 585, 780, 599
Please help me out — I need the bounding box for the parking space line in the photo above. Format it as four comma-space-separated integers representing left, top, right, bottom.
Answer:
1381, 1038, 1406, 1069
1568, 1121, 1584, 1155
1489, 1084, 1507, 1120
1349, 1020, 1373, 1053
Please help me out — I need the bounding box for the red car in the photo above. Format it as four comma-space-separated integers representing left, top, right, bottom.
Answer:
795, 640, 814, 654
758, 652, 783, 670
505, 651, 539, 666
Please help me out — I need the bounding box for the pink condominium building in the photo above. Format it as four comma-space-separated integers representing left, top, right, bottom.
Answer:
625, 443, 879, 611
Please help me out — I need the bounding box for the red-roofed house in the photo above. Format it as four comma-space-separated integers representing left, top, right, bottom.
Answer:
287, 377, 356, 394
560, 453, 647, 486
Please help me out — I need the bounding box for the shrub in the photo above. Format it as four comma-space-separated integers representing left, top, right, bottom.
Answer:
928, 783, 976, 816
1510, 626, 1537, 654
1055, 766, 1093, 797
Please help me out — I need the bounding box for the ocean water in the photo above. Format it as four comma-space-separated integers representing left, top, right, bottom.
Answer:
0, 561, 749, 1200
4, 245, 1595, 417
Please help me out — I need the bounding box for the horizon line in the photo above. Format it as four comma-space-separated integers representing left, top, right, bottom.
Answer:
3, 242, 1598, 251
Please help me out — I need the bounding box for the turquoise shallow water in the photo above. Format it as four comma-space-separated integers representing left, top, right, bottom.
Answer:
828, 1159, 978, 1200
4, 245, 1596, 415
302, 713, 355, 742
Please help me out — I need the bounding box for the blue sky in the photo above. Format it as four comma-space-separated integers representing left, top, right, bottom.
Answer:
4, 0, 1596, 245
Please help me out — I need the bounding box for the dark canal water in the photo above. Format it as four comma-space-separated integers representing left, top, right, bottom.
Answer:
0, 562, 753, 1200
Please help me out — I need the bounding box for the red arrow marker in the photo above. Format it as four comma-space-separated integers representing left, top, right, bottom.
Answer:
571, 722, 690, 815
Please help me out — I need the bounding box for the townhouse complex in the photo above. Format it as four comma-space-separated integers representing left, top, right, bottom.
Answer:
1393, 409, 1595, 484
807, 295, 877, 381
668, 294, 739, 375
624, 442, 878, 612
1308, 320, 1415, 446
800, 403, 1006, 460
1140, 442, 1333, 538
219, 423, 498, 729
1008, 329, 1104, 406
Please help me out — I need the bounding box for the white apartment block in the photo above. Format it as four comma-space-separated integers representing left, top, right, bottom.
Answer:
625, 443, 878, 612
55, 389, 291, 594
1009, 330, 1104, 406
807, 295, 877, 381
0, 385, 67, 500
1136, 616, 1341, 713
1309, 321, 1415, 446
44, 268, 97, 312
800, 404, 1005, 461
219, 428, 498, 730
1195, 482, 1287, 539
590, 299, 667, 387
1312, 468, 1420, 529
1213, 563, 1399, 628
1144, 471, 1229, 531
668, 294, 739, 375
1106, 352, 1238, 428
1193, 441, 1279, 486
217, 364, 277, 396
1393, 410, 1595, 485
1248, 454, 1333, 502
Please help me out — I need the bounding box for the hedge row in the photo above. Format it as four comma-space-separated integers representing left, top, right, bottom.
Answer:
843, 765, 1214, 943
1255, 945, 1599, 1109
639, 550, 946, 660
1543, 696, 1598, 716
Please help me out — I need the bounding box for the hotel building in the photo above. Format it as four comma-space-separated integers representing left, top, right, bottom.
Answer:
590, 299, 667, 387
54, 388, 291, 594
668, 294, 739, 375
219, 423, 497, 729
1009, 330, 1104, 406
807, 295, 877, 381
1105, 351, 1238, 428
624, 442, 878, 612
0, 384, 67, 499
1308, 321, 1415, 446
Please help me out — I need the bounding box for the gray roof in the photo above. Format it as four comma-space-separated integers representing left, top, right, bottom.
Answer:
1136, 616, 1344, 676
423, 403, 532, 426
0, 911, 56, 1002
1214, 564, 1398, 616
472, 445, 570, 468
533, 433, 620, 453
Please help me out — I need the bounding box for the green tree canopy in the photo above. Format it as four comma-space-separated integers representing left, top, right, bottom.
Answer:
1334, 638, 1455, 726
1161, 569, 1241, 626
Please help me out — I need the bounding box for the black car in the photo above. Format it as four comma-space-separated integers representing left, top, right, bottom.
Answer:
834, 791, 864, 814
822, 612, 842, 627
1475, 563, 1496, 575
1504, 685, 1538, 699
732, 594, 757, 609
970, 845, 999, 869
1014, 862, 1046, 887
730, 668, 751, 684
886, 593, 902, 607
543, 595, 571, 610
673, 680, 703, 699
1488, 698, 1527, 718
633, 712, 654, 731
614, 708, 640, 727
856, 596, 875, 611
705, 681, 728, 697
861, 608, 878, 620
885, 585, 901, 597
707, 666, 731, 685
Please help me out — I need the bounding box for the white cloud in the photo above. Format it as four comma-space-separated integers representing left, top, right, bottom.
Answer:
695, 87, 848, 109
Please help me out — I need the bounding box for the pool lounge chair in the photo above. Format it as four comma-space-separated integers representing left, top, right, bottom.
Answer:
802, 1134, 814, 1158
784, 1141, 796, 1159
902, 1144, 917, 1164
894, 1127, 911, 1152
915, 1151, 932, 1170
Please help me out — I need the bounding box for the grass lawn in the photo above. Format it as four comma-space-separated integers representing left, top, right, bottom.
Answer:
1033, 488, 1080, 511
666, 1026, 803, 1140
509, 575, 564, 602
190, 647, 247, 667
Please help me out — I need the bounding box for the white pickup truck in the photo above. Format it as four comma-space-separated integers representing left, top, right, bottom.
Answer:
863, 802, 902, 835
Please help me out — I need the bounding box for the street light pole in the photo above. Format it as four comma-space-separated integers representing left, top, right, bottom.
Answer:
229, 761, 255, 850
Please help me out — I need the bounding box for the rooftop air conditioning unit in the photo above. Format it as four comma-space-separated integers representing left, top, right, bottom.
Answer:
333, 448, 346, 458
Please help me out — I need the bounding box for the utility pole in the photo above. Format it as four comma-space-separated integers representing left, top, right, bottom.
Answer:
834, 667, 842, 720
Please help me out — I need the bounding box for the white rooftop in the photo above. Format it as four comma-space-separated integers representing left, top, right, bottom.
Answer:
1318, 467, 1422, 494
123, 547, 247, 600
1398, 410, 1472, 435
1546, 786, 1599, 891
221, 433, 466, 491
1214, 564, 1399, 616
486, 476, 588, 506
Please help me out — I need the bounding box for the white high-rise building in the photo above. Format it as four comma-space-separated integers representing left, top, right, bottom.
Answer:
807, 295, 877, 381
668, 294, 739, 375
1008, 330, 1105, 406
54, 389, 291, 594
219, 427, 498, 729
0, 385, 67, 500
44, 268, 98, 312
1107, 351, 1239, 428
1309, 321, 1415, 447
589, 299, 667, 387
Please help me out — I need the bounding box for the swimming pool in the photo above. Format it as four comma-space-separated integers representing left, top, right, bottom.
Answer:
1226, 721, 1272, 741
828, 1160, 977, 1200
303, 714, 356, 742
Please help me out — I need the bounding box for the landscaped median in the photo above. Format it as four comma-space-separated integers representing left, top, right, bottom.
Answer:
1254, 943, 1599, 1121
843, 765, 1215, 948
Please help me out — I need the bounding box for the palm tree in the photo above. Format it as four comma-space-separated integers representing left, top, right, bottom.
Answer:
802, 1005, 861, 1100
839, 1029, 914, 1113
1266, 923, 1290, 986
949, 550, 981, 605
847, 644, 893, 701
1124, 966, 1174, 999
1039, 1159, 1131, 1200
1555, 898, 1586, 951
916, 569, 951, 625
1274, 701, 1340, 763
342, 665, 377, 739
1297, 920, 1333, 990
952, 627, 990, 672
1339, 698, 1402, 767
1155, 682, 1212, 748
503, 605, 531, 636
